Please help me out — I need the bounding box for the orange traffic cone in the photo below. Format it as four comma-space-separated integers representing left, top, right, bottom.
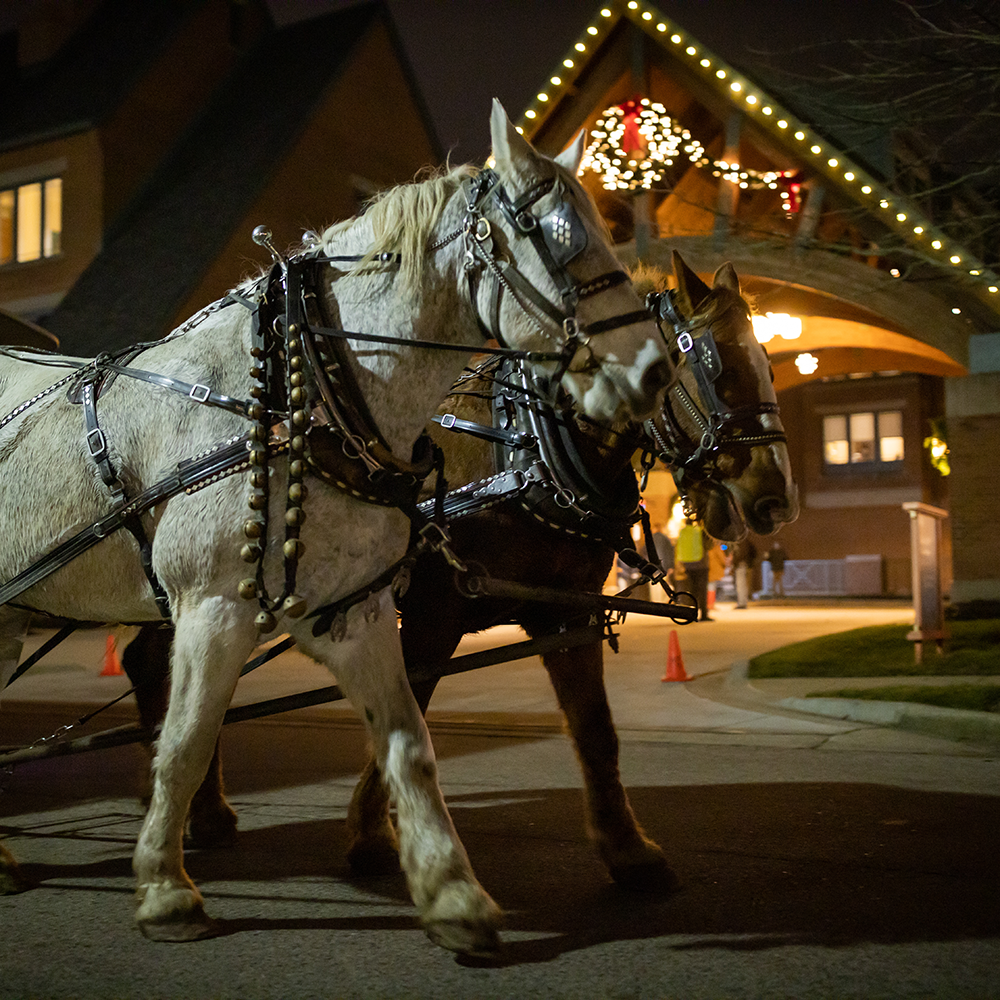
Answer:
101, 634, 124, 676
661, 629, 691, 682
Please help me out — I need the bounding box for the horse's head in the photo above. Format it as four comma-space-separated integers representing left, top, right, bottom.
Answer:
464, 101, 670, 425
647, 252, 799, 541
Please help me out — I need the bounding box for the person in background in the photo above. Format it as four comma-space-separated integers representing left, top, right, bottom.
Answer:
731, 536, 757, 609
676, 516, 712, 621
766, 540, 787, 597
707, 540, 728, 611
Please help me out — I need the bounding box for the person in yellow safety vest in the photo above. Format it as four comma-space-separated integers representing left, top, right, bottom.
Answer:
675, 517, 713, 622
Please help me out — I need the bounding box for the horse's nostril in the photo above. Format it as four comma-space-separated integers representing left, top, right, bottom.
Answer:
754, 495, 787, 522
641, 358, 672, 397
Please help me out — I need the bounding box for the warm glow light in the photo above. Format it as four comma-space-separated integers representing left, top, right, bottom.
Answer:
730, 82, 742, 92
537, 93, 549, 101
810, 144, 821, 154
601, 7, 612, 14
952, 307, 961, 314
913, 226, 923, 234
844, 171, 855, 180
752, 312, 802, 343
990, 286, 998, 293
700, 58, 710, 67
671, 34, 682, 43
861, 185, 872, 193
762, 106, 773, 115
588, 26, 598, 34
575, 42, 586, 51
795, 353, 819, 375
716, 69, 727, 78
827, 158, 838, 167
950, 254, 961, 263
563, 58, 574, 67
550, 76, 562, 85
794, 131, 805, 140
932, 239, 942, 249
525, 110, 536, 119
896, 212, 906, 221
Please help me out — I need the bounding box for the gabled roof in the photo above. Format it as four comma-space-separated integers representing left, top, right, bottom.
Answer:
45, 1, 433, 356
0, 0, 193, 152
513, 0, 1000, 313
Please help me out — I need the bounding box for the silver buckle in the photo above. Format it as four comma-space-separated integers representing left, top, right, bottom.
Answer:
439, 413, 457, 429
86, 428, 107, 458
677, 331, 694, 353
189, 384, 211, 403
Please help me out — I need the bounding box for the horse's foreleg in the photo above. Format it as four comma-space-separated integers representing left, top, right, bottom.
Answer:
0, 607, 31, 894
541, 640, 675, 889
132, 598, 254, 941
297, 594, 501, 956
123, 624, 237, 848
345, 673, 441, 875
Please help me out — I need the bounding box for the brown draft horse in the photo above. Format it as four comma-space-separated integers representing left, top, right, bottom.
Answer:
116, 252, 798, 892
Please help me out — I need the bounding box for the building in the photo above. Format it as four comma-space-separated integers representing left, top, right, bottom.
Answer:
0, 0, 441, 354
512, 1, 1000, 606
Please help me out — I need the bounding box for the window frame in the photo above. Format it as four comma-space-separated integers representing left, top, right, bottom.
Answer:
0, 175, 63, 267
822, 407, 906, 472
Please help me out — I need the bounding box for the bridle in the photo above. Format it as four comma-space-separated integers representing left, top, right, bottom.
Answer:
644, 288, 787, 504
454, 167, 652, 379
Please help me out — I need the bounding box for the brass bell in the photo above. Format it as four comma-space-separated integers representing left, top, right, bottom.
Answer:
288, 323, 299, 336
289, 356, 303, 372
249, 365, 265, 381
289, 460, 305, 479
249, 446, 267, 466
285, 506, 305, 527
250, 345, 264, 359
281, 594, 307, 618
248, 492, 267, 510
288, 482, 307, 503
291, 408, 308, 428
290, 387, 306, 405
237, 578, 257, 600
249, 424, 266, 442
290, 371, 304, 388
243, 518, 264, 538
250, 470, 267, 489
247, 403, 264, 421
255, 610, 278, 633
241, 543, 262, 563
288, 338, 301, 352
283, 538, 304, 559
290, 435, 306, 454
249, 385, 263, 399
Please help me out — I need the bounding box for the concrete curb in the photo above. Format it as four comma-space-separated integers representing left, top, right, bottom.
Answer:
778, 696, 1000, 748
727, 659, 1000, 748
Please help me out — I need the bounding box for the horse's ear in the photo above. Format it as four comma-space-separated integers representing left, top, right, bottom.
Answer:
554, 129, 586, 174
713, 262, 741, 296
672, 250, 712, 315
490, 98, 538, 172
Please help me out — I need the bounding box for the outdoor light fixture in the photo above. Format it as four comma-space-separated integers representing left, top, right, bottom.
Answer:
794, 352, 819, 375
751, 312, 802, 343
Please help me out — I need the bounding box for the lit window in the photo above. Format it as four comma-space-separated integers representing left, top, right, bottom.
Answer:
0, 176, 62, 265
823, 410, 904, 468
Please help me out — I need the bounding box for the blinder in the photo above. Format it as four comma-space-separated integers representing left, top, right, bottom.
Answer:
645, 287, 787, 492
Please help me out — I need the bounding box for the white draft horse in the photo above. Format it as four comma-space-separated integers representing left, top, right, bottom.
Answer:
119, 254, 799, 913
0, 102, 671, 955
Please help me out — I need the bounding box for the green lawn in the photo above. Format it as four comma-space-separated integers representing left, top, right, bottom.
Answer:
806, 683, 1000, 713
748, 619, 1000, 679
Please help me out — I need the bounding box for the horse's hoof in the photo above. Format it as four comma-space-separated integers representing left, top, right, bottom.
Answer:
424, 918, 501, 958
135, 883, 220, 942
137, 902, 221, 942
0, 847, 29, 894
346, 834, 401, 877
608, 853, 679, 893
186, 807, 238, 849
421, 881, 503, 956
0, 867, 30, 894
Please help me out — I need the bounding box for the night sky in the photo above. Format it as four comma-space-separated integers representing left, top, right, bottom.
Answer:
268, 0, 904, 163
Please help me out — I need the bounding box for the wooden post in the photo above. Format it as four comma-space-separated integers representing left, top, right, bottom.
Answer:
902, 501, 949, 663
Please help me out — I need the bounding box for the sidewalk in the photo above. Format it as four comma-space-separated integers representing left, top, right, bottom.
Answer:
3, 600, 998, 753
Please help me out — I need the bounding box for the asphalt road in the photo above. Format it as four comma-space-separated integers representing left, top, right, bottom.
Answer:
1, 602, 998, 999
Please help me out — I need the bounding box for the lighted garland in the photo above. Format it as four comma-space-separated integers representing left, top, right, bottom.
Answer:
581, 98, 705, 191
582, 97, 803, 210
